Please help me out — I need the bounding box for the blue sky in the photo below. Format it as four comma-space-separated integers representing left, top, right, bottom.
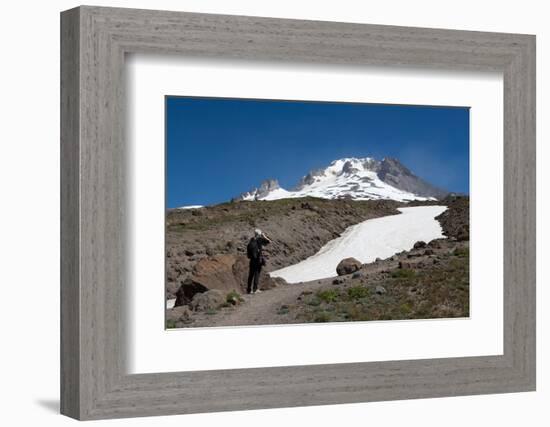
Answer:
166, 96, 469, 208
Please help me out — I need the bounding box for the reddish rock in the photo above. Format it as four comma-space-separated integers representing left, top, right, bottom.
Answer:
192, 254, 241, 292
190, 254, 278, 294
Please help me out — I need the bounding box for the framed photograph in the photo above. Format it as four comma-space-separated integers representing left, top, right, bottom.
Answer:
164, 96, 470, 327
61, 6, 536, 420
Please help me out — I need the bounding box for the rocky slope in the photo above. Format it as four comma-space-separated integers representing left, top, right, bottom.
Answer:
435, 195, 469, 240
289, 238, 469, 323
166, 198, 400, 299
165, 196, 469, 327
168, 237, 469, 328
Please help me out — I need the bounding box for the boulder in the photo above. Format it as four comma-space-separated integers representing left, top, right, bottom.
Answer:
191, 254, 278, 294
166, 305, 192, 323
407, 252, 422, 258
192, 254, 241, 292
413, 241, 427, 249
191, 290, 225, 311
271, 276, 288, 287
174, 278, 208, 307
399, 260, 425, 269
166, 267, 178, 283
336, 257, 362, 276
427, 239, 444, 249
166, 280, 180, 299
375, 285, 387, 295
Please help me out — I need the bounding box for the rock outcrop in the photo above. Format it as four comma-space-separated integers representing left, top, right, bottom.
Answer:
175, 254, 279, 304
166, 305, 192, 323
235, 179, 281, 201
191, 254, 243, 293
191, 290, 225, 311
174, 279, 208, 307
435, 196, 469, 240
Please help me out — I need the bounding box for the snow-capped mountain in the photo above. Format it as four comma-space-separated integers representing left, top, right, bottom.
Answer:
235, 157, 447, 202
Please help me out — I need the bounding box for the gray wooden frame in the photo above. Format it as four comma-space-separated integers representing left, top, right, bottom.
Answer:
60, 5, 536, 420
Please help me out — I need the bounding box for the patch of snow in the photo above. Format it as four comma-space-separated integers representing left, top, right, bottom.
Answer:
269, 205, 447, 283
167, 298, 176, 309
260, 187, 295, 200
177, 205, 204, 209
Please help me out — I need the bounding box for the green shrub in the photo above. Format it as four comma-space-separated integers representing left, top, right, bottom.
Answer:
166, 319, 177, 329
226, 290, 243, 305
305, 296, 322, 307
317, 289, 339, 303
277, 305, 290, 315
347, 286, 369, 300
453, 247, 469, 258
341, 303, 370, 321
391, 269, 416, 279
399, 303, 412, 315
314, 311, 333, 323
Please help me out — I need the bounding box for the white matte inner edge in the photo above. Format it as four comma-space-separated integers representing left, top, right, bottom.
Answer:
126, 55, 503, 374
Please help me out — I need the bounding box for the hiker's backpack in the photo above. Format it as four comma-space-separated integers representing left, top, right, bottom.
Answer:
247, 238, 260, 260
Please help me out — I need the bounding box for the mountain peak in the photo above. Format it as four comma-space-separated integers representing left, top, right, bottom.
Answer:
377, 157, 447, 199
236, 178, 281, 201
234, 156, 448, 202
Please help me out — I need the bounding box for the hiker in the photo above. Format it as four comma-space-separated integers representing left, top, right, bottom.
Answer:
246, 228, 271, 294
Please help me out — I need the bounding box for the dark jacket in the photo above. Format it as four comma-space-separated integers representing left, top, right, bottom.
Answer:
247, 236, 270, 263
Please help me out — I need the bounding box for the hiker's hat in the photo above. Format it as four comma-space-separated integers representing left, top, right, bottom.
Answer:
254, 228, 262, 236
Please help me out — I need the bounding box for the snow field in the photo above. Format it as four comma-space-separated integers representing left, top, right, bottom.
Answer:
269, 205, 447, 283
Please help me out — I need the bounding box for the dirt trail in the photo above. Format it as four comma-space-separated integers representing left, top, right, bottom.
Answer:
187, 261, 397, 328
